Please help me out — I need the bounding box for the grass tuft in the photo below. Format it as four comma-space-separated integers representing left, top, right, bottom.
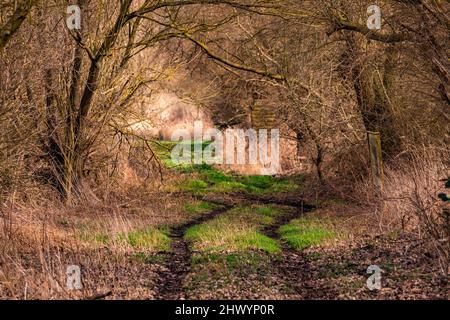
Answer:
184, 201, 219, 215
278, 217, 336, 250
116, 226, 172, 251
185, 206, 282, 254
255, 205, 285, 218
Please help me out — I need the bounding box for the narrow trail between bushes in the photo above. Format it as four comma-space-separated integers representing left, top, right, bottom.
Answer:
234, 193, 314, 209
258, 201, 325, 299
153, 203, 233, 299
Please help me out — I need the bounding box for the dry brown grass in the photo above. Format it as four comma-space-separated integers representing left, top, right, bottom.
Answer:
380, 150, 449, 275
0, 175, 196, 299
324, 143, 450, 276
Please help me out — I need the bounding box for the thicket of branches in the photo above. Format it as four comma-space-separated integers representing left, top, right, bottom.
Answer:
1, 0, 448, 212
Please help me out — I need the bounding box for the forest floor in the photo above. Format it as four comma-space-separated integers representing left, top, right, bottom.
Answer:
0, 143, 448, 300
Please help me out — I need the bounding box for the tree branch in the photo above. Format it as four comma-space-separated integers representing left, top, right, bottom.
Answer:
328, 17, 413, 43
0, 0, 37, 50
182, 32, 285, 81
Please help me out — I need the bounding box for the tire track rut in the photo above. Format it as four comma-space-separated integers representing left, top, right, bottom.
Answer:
153, 203, 233, 299
153, 193, 316, 299
258, 200, 339, 298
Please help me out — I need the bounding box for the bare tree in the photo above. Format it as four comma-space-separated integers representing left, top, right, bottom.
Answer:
35, 0, 286, 202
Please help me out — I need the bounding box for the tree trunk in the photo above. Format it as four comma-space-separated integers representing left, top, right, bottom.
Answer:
344, 35, 402, 160
295, 128, 304, 156
43, 68, 77, 202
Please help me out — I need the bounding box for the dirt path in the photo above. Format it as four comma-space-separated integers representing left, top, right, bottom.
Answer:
233, 192, 313, 209
153, 192, 317, 299
262, 202, 314, 241
257, 200, 332, 299
153, 203, 233, 299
